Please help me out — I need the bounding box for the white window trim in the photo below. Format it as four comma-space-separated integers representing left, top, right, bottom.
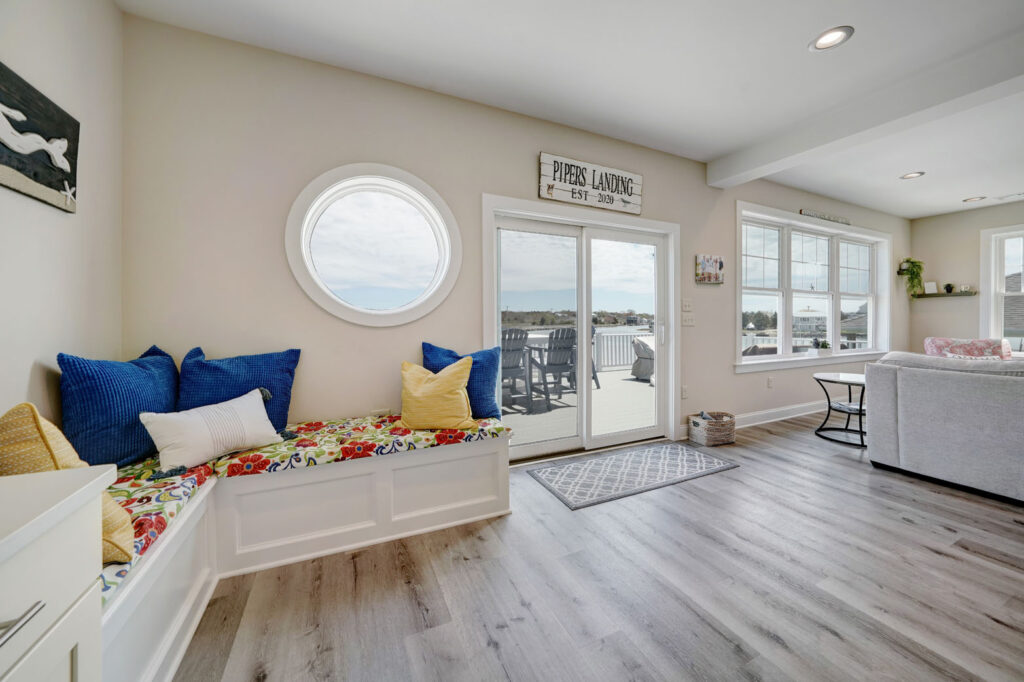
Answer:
979, 223, 1024, 356
285, 163, 462, 327
734, 201, 891, 373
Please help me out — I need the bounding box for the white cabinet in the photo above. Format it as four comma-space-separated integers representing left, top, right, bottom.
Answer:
0, 467, 116, 682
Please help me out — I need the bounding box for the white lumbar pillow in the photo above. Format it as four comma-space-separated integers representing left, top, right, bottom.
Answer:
140, 388, 283, 471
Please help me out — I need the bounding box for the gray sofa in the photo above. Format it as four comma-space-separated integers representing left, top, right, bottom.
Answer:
865, 351, 1024, 501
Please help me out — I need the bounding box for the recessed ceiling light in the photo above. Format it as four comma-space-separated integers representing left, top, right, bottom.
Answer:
809, 26, 854, 51
899, 171, 926, 179
962, 196, 987, 203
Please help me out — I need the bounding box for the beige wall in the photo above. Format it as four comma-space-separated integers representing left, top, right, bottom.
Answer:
0, 0, 122, 420
909, 202, 1024, 350
122, 17, 910, 425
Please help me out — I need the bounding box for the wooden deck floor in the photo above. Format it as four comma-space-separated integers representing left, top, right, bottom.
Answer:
501, 369, 657, 447
174, 415, 1024, 682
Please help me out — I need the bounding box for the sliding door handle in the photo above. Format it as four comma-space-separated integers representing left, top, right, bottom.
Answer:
0, 601, 44, 649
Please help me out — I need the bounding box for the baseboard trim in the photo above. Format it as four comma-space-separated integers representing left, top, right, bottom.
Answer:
734, 400, 823, 429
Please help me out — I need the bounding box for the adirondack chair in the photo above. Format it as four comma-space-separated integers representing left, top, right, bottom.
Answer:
531, 327, 577, 410
500, 327, 530, 409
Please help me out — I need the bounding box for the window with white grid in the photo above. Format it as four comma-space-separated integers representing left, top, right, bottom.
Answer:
738, 209, 884, 365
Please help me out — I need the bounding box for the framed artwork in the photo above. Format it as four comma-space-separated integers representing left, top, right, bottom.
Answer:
0, 60, 79, 213
696, 254, 724, 284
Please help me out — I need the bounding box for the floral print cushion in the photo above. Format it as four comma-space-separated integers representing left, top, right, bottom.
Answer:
100, 458, 214, 604
211, 414, 510, 478
924, 337, 1011, 359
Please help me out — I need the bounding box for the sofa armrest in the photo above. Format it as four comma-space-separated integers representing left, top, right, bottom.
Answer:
865, 363, 900, 466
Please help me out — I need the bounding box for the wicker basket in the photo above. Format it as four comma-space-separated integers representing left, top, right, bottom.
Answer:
687, 412, 735, 446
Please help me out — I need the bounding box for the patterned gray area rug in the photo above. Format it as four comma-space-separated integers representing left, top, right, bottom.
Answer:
528, 442, 737, 510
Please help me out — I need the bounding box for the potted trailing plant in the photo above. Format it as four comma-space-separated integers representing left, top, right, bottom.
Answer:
808, 337, 832, 357
897, 257, 924, 296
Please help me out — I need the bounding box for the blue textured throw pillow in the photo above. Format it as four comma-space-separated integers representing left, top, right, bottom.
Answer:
58, 346, 179, 467
177, 347, 300, 431
422, 342, 500, 420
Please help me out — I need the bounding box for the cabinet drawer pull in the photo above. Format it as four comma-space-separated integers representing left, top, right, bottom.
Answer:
0, 601, 44, 649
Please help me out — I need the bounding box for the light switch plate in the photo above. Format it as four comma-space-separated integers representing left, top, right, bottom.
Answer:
681, 313, 696, 326
682, 298, 693, 312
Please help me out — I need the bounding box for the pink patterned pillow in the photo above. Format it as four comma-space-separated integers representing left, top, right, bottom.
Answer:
942, 352, 1003, 361
924, 337, 1011, 360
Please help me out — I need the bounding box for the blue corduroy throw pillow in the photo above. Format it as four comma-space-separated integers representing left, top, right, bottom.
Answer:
422, 342, 500, 420
58, 346, 178, 467
177, 347, 301, 431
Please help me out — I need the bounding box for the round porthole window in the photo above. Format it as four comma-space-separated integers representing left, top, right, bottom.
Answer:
286, 164, 462, 326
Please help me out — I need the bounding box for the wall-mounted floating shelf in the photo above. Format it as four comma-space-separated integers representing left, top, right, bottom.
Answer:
910, 291, 977, 299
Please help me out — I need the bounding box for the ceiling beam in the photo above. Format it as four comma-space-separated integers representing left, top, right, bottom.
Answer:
706, 30, 1024, 189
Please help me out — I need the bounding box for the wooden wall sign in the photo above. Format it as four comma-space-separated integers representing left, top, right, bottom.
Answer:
0, 60, 79, 213
539, 152, 642, 214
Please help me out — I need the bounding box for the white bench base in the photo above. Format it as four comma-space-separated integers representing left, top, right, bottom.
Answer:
101, 481, 217, 682
99, 435, 510, 681
216, 435, 511, 576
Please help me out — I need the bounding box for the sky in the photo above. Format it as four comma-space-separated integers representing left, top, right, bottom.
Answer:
499, 230, 656, 313
1007, 236, 1023, 289
309, 190, 439, 310
307, 194, 659, 314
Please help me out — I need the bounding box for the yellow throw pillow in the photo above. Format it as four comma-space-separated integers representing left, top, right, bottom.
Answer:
399, 358, 478, 431
0, 403, 133, 564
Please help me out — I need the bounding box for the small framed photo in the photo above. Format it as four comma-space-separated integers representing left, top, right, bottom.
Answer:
923, 281, 938, 294
696, 254, 724, 284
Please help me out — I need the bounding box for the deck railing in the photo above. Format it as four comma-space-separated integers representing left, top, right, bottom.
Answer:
519, 328, 649, 372
594, 331, 646, 371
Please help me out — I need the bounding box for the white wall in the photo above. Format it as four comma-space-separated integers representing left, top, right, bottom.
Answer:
909, 202, 1024, 349
0, 0, 122, 420
122, 17, 910, 425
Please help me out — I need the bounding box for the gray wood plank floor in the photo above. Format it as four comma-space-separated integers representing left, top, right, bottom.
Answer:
173, 415, 1024, 682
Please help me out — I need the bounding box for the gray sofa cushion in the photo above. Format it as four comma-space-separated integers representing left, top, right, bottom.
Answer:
894, 366, 1024, 500
877, 351, 1024, 377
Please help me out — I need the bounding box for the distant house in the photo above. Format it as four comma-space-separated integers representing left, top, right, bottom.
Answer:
840, 312, 868, 336
793, 306, 827, 335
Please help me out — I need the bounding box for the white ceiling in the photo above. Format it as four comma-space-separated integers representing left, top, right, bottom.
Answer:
116, 0, 1024, 219
769, 91, 1024, 219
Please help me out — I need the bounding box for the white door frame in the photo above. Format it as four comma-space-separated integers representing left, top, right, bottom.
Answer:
482, 193, 681, 454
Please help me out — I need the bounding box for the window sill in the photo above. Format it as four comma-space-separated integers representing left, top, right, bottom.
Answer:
734, 351, 887, 374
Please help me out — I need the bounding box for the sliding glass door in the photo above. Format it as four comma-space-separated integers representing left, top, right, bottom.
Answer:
497, 218, 666, 459
588, 231, 660, 441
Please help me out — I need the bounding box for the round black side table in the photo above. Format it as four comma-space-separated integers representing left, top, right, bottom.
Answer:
812, 372, 866, 447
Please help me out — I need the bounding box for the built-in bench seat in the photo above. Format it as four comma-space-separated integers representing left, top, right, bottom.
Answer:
100, 414, 508, 601
98, 414, 511, 682
100, 459, 215, 604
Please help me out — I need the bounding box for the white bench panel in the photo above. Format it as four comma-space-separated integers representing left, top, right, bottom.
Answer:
392, 449, 502, 519
235, 470, 377, 549
215, 436, 510, 577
